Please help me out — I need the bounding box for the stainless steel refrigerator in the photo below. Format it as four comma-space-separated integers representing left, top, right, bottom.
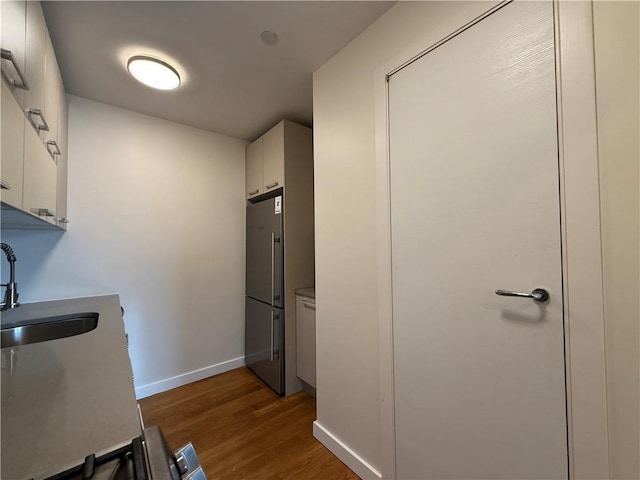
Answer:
245, 193, 284, 394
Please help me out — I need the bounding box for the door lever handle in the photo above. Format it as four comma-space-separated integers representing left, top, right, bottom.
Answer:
495, 288, 549, 303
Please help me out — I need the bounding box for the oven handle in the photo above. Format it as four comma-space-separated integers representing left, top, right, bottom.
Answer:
132, 437, 148, 480
107, 457, 122, 480
143, 425, 188, 480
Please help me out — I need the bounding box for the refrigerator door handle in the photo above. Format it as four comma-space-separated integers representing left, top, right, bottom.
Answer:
273, 313, 280, 360
271, 233, 275, 306
273, 235, 282, 305
270, 311, 274, 362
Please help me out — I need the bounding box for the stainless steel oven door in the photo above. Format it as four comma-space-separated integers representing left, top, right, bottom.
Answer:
143, 426, 181, 480
143, 426, 206, 480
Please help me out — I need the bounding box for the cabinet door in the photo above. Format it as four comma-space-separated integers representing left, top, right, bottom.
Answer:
1, 0, 27, 108
1, 81, 24, 208
295, 296, 316, 387
56, 83, 68, 228
23, 118, 56, 224
246, 137, 263, 198
43, 30, 59, 151
24, 0, 47, 141
262, 121, 285, 192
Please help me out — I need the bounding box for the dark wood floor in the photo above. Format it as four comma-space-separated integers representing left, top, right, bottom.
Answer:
138, 367, 360, 480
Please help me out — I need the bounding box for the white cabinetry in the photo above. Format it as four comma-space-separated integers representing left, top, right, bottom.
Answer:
245, 120, 291, 199
24, 0, 47, 141
262, 122, 285, 192
1, 0, 27, 108
246, 137, 263, 198
1, 0, 68, 230
1, 81, 25, 208
296, 294, 316, 389
23, 119, 56, 223
55, 84, 69, 228
43, 30, 63, 157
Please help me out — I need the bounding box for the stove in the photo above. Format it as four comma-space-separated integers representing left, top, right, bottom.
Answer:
43, 426, 205, 480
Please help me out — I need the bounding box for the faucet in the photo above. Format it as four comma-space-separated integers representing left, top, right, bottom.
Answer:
1, 243, 19, 311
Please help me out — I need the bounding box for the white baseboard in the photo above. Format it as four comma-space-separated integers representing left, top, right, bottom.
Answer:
135, 356, 245, 399
313, 421, 382, 480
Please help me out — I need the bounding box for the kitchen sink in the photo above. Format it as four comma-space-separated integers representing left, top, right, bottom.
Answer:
1, 312, 99, 348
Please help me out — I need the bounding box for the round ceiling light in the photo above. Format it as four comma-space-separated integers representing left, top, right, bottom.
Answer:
260, 30, 278, 45
127, 55, 181, 90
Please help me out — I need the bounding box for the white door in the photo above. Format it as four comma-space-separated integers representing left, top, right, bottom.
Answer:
388, 2, 567, 479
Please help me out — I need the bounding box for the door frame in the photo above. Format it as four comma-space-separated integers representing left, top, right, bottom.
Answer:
374, 1, 609, 478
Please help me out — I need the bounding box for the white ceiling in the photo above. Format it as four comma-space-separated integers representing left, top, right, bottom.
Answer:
42, 1, 395, 141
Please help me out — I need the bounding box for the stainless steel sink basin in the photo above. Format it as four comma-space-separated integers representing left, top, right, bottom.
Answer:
1, 312, 99, 348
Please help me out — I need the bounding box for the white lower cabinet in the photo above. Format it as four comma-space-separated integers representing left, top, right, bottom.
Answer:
295, 294, 316, 388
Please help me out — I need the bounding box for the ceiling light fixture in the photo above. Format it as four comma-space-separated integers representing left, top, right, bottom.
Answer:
127, 55, 181, 90
260, 30, 278, 45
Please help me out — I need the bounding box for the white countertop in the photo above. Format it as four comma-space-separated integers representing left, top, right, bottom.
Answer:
1, 294, 141, 480
294, 287, 315, 299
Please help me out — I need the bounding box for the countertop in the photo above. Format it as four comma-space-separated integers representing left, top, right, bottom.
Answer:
294, 287, 315, 299
1, 294, 141, 480
1, 295, 106, 326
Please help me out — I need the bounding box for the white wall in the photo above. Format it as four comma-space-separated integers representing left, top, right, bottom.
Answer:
2, 96, 247, 397
314, 0, 638, 476
593, 2, 640, 478
313, 2, 500, 474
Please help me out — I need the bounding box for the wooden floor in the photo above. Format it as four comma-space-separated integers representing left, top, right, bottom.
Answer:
138, 367, 360, 480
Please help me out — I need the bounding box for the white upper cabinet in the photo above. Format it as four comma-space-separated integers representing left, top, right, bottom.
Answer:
23, 117, 57, 224
56, 80, 69, 228
245, 120, 295, 199
44, 30, 62, 159
1, 0, 69, 229
1, 0, 28, 107
24, 1, 48, 141
1, 81, 25, 208
246, 137, 263, 199
262, 122, 285, 192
